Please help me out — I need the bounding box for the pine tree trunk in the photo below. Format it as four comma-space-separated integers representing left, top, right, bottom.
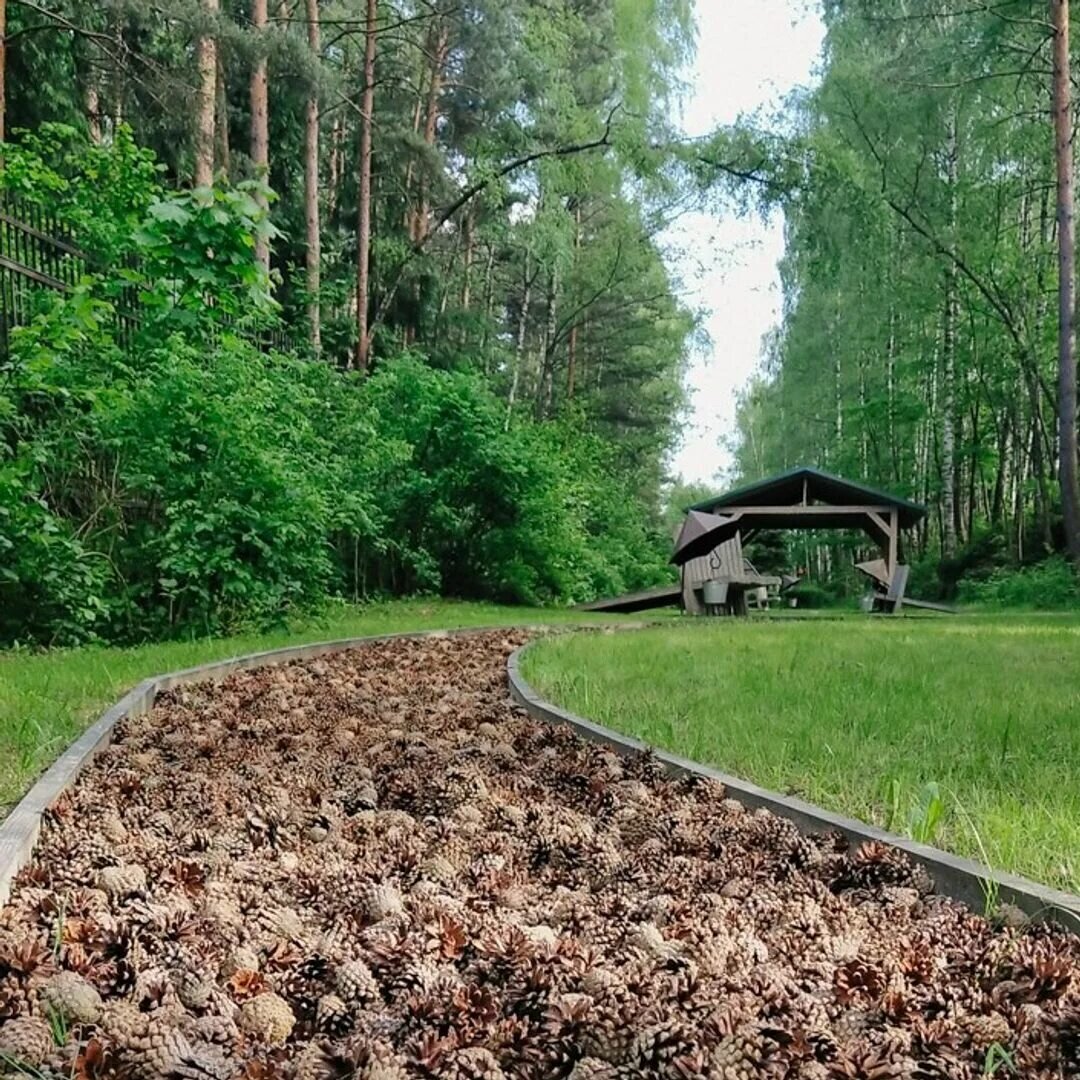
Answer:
215, 51, 230, 176
0, 0, 7, 145
1052, 0, 1080, 562
250, 0, 270, 272
194, 0, 219, 187
941, 107, 959, 557
414, 23, 448, 246
304, 0, 321, 353
461, 211, 474, 311
354, 0, 377, 371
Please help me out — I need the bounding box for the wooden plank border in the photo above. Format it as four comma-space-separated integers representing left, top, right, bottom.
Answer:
0, 626, 562, 908
506, 640, 1080, 933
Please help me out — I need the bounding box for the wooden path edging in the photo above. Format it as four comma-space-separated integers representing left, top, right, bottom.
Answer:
4, 623, 1077, 936
506, 641, 1080, 933
0, 626, 555, 908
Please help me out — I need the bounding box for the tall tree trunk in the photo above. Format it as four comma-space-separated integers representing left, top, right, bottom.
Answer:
215, 51, 230, 176
413, 22, 448, 245
250, 0, 270, 272
86, 77, 102, 144
537, 267, 558, 419
304, 0, 321, 353
328, 115, 343, 216
354, 0, 377, 371
0, 0, 6, 145
461, 211, 474, 311
941, 107, 959, 557
506, 256, 531, 431
1053, 0, 1080, 562
567, 203, 582, 400
194, 0, 219, 187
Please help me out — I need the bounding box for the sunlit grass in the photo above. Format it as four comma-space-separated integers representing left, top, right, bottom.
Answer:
0, 599, 620, 816
522, 614, 1080, 893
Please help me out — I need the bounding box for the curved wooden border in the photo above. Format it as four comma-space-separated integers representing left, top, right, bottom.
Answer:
0, 627, 531, 907
507, 640, 1080, 933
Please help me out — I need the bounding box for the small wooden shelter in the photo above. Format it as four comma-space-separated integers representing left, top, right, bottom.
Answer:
679, 467, 927, 615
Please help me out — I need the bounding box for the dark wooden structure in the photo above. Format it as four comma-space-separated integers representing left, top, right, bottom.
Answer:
577, 584, 682, 614
679, 536, 780, 615
680, 467, 928, 616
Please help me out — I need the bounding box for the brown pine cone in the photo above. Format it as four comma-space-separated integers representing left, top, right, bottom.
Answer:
0, 1015, 55, 1069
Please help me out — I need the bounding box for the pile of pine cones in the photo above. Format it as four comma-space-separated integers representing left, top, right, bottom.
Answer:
0, 631, 1078, 1079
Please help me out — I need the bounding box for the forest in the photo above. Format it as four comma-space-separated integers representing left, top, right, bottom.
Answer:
0, 0, 710, 644
5, 0, 1080, 645
730, 0, 1080, 604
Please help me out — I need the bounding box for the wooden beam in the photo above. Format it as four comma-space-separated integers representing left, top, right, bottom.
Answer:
865, 509, 890, 537
719, 504, 895, 516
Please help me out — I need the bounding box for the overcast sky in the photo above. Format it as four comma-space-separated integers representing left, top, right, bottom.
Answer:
664, 1, 824, 487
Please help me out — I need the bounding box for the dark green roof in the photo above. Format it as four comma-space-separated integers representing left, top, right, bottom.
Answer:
689, 466, 926, 528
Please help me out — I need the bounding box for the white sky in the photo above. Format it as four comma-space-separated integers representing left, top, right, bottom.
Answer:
664, 0, 825, 486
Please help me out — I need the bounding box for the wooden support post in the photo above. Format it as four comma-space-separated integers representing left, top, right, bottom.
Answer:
887, 508, 898, 581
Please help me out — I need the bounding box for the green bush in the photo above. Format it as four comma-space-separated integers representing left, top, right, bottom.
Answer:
957, 556, 1080, 610
785, 582, 838, 609
0, 129, 672, 644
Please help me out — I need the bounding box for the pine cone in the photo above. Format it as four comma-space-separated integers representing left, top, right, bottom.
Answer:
710, 1028, 763, 1080
238, 993, 296, 1045
96, 864, 148, 898
281, 956, 332, 1019
833, 959, 885, 1005
334, 960, 382, 1007
448, 1046, 507, 1080
39, 970, 103, 1025
358, 882, 404, 924
0, 1015, 54, 1068
631, 1021, 694, 1072
315, 993, 353, 1037
0, 976, 29, 1022
121, 1016, 231, 1080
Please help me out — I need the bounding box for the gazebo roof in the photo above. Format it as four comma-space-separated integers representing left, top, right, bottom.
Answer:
689, 466, 926, 530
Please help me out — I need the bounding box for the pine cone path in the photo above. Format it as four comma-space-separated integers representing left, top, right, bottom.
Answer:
1, 631, 1078, 1079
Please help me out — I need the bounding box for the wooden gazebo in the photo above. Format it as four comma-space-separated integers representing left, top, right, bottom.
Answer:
580, 467, 931, 616
674, 467, 929, 615
688, 466, 925, 585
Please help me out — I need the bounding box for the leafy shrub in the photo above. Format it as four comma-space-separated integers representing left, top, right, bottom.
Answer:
0, 129, 672, 644
957, 556, 1080, 610
785, 582, 837, 609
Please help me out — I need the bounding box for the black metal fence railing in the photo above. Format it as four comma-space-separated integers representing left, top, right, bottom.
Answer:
0, 194, 88, 357
0, 195, 298, 359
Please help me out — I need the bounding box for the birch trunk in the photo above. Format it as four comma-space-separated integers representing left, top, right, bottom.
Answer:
250, 0, 270, 272
194, 0, 219, 187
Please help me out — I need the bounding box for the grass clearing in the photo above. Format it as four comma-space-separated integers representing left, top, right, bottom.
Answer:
522, 614, 1080, 893
0, 599, 619, 818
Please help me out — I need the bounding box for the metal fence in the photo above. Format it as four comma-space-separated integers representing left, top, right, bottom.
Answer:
0, 194, 88, 357
0, 195, 298, 358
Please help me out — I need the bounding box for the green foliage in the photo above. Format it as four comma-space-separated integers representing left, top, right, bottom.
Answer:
957, 557, 1080, 611
724, 1, 1076, 602
0, 47, 688, 644
880, 777, 946, 845
785, 582, 840, 609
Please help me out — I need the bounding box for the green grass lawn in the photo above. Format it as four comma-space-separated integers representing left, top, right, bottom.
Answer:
0, 599, 620, 818
522, 614, 1080, 893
